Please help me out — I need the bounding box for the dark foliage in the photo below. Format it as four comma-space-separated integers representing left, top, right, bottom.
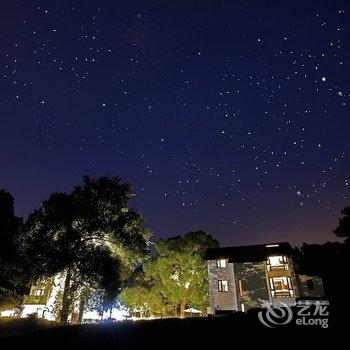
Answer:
333, 206, 350, 242
294, 241, 350, 310
0, 190, 29, 310
22, 176, 151, 323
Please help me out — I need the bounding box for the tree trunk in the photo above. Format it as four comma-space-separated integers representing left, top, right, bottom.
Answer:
180, 299, 187, 318
60, 268, 72, 324
78, 296, 85, 324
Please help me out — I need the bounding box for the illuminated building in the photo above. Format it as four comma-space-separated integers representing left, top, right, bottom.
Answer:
205, 242, 326, 314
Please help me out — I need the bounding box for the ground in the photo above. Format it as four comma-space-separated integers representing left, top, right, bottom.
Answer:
0, 309, 342, 350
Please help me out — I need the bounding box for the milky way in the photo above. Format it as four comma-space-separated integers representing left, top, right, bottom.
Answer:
1, 1, 349, 246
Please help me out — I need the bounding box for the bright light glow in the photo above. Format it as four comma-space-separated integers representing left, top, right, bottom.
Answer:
218, 280, 229, 292
269, 256, 284, 266
82, 307, 129, 322
267, 255, 289, 271
216, 259, 227, 268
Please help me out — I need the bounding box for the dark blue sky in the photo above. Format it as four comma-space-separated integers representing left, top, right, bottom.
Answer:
1, 1, 349, 246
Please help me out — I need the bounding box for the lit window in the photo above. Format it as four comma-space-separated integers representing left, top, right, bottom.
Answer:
218, 280, 229, 292
238, 280, 243, 297
266, 256, 289, 271
216, 259, 227, 268
33, 289, 45, 296
269, 276, 294, 298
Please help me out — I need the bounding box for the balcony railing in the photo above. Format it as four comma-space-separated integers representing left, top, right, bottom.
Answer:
269, 264, 289, 271
23, 295, 47, 305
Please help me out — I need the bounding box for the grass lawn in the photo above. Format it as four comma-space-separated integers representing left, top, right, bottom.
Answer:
0, 316, 58, 337
0, 311, 339, 350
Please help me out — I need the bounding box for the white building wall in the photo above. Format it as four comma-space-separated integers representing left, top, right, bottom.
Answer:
18, 273, 129, 323
0, 309, 20, 317
21, 273, 66, 320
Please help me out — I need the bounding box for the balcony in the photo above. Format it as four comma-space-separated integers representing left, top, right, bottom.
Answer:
269, 276, 294, 298
23, 295, 47, 305
266, 256, 289, 271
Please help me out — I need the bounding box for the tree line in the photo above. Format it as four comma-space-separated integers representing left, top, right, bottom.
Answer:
0, 176, 218, 322
1, 176, 350, 322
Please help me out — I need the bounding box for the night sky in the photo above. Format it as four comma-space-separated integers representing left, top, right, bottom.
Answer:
1, 1, 349, 247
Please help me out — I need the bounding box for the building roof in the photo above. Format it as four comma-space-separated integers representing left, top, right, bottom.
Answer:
204, 242, 293, 263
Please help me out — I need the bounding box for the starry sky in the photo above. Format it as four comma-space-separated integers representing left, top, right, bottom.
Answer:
1, 1, 349, 247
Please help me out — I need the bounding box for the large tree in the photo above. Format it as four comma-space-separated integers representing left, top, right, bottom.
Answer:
121, 231, 219, 317
0, 189, 28, 310
24, 176, 151, 323
121, 267, 169, 317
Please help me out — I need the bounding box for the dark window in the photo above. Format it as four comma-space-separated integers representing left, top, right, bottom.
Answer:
306, 279, 315, 290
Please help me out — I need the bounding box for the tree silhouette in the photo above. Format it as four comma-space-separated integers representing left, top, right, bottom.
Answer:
334, 206, 350, 243
23, 176, 151, 323
0, 189, 28, 310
